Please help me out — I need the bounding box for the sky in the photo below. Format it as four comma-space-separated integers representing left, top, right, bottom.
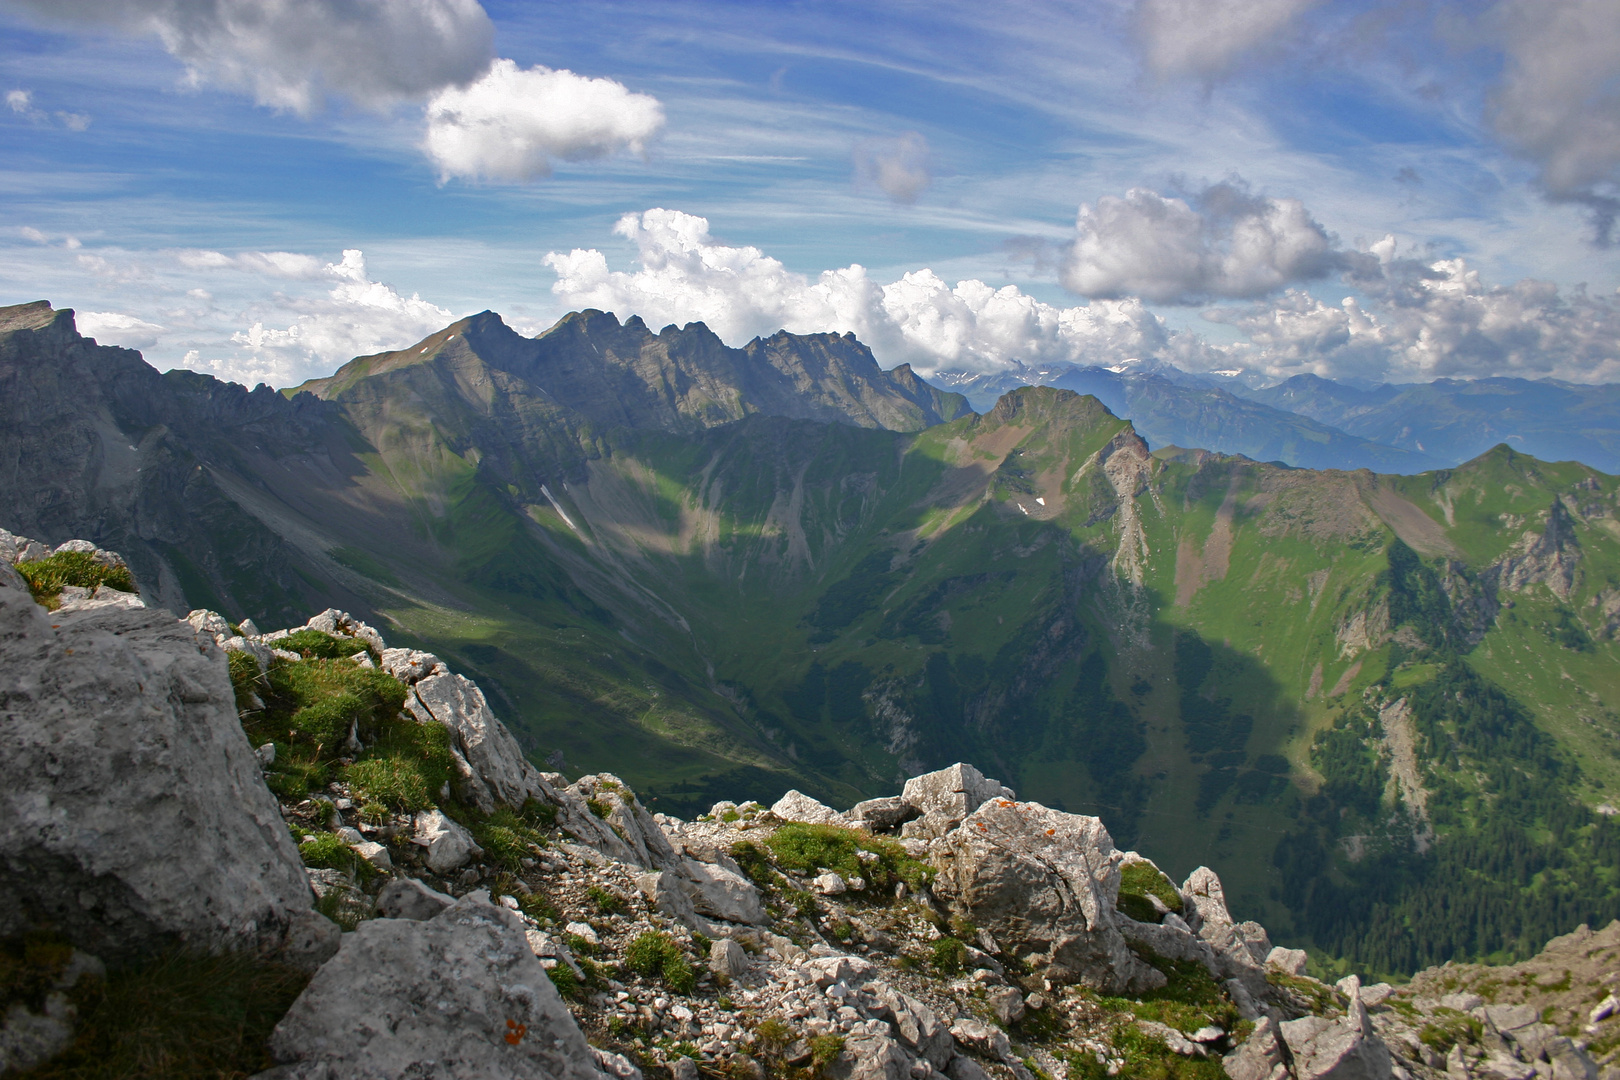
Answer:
1, 0, 1618, 390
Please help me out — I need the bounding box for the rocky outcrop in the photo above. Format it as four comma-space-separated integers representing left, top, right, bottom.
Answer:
0, 559, 335, 966
1279, 985, 1391, 1080
1487, 500, 1581, 600
929, 795, 1162, 993
900, 763, 1016, 839
262, 892, 608, 1080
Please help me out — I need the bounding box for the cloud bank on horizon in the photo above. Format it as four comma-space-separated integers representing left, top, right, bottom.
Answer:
1, 0, 1618, 390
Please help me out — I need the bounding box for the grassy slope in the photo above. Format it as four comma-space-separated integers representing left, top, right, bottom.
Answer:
242, 373, 1620, 959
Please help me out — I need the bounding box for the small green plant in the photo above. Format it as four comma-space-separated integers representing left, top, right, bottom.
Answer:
625, 930, 695, 993
587, 797, 612, 819
721, 808, 742, 822
932, 936, 968, 973
296, 832, 373, 882
17, 551, 135, 609
344, 756, 432, 811
475, 822, 531, 871
766, 822, 933, 894
518, 891, 559, 922
546, 963, 582, 999
1420, 1009, 1483, 1054
780, 886, 817, 918
728, 840, 775, 887
809, 1033, 846, 1070
565, 933, 597, 957
587, 885, 624, 915
521, 798, 559, 828
358, 801, 388, 825
273, 628, 371, 660
754, 1017, 792, 1056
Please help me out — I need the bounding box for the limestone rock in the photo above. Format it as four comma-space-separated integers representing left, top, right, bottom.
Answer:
709, 938, 750, 979
877, 984, 954, 1068
814, 871, 850, 895
0, 561, 328, 963
1224, 1016, 1292, 1080
380, 647, 449, 685
569, 774, 681, 871
265, 892, 608, 1080
1280, 991, 1393, 1080
678, 857, 767, 925
985, 985, 1025, 1026
770, 789, 845, 825
375, 876, 455, 921
1268, 946, 1310, 976
900, 764, 1015, 839
949, 1017, 1014, 1063
413, 808, 482, 874
827, 1031, 913, 1080
929, 797, 1162, 993
849, 796, 916, 832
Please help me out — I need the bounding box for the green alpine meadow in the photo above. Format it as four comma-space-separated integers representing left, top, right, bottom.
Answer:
4, 298, 1619, 978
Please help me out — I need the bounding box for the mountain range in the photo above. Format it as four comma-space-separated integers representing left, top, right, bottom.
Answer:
3, 298, 1618, 975
926, 360, 1620, 475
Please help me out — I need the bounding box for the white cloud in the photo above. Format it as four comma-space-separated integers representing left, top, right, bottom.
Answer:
1486, 0, 1620, 242
77, 310, 164, 350
4, 87, 91, 130
175, 249, 326, 278
1061, 183, 1341, 304
6, 0, 495, 115
1203, 238, 1620, 383
222, 249, 454, 385
1135, 0, 1320, 81
853, 132, 932, 204
544, 208, 1174, 375
422, 59, 665, 183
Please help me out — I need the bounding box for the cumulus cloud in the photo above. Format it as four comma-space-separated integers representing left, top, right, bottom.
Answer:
6, 0, 495, 115
1203, 237, 1620, 383
222, 249, 454, 384
422, 59, 664, 182
1486, 0, 1620, 243
544, 208, 1175, 375
77, 311, 164, 350
1061, 183, 1341, 304
853, 132, 931, 203
1136, 0, 1320, 81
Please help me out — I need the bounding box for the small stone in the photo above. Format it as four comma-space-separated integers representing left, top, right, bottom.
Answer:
813, 872, 848, 896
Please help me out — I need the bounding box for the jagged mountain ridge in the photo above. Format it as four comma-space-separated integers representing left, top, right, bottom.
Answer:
4, 299, 1620, 974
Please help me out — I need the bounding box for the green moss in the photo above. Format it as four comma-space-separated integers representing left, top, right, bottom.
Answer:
765, 822, 935, 894
17, 551, 136, 609
624, 930, 694, 993
931, 936, 968, 974
1117, 862, 1182, 924
298, 832, 362, 877
1420, 1009, 1483, 1053
1099, 953, 1241, 1034
274, 628, 371, 660
587, 798, 612, 819
546, 963, 581, 1000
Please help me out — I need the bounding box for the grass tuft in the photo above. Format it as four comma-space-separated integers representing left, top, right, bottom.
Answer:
17, 551, 136, 609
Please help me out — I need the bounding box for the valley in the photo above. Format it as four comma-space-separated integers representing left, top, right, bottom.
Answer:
4, 298, 1619, 975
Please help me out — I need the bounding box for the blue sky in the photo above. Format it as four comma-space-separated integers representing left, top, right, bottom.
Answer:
1, 0, 1617, 388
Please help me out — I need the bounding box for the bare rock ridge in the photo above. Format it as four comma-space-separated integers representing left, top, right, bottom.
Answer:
3, 528, 1616, 1080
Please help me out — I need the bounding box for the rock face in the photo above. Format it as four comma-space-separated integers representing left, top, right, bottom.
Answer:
929, 795, 1162, 993
1280, 989, 1391, 1080
0, 560, 332, 963
264, 892, 608, 1080
900, 764, 1015, 839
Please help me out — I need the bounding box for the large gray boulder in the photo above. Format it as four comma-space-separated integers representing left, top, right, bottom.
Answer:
929, 797, 1162, 993
0, 561, 334, 964
901, 764, 1015, 839
770, 789, 845, 825
264, 892, 608, 1080
1279, 988, 1392, 1080
1224, 1016, 1292, 1080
